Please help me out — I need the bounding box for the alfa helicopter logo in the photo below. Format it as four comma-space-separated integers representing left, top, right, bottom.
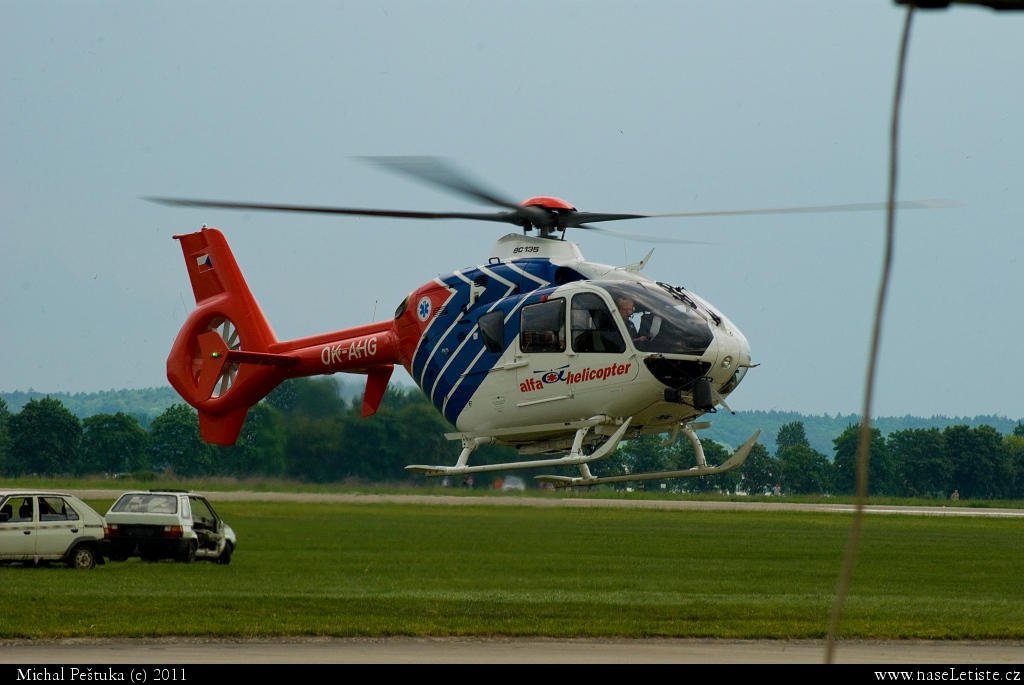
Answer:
519, 363, 632, 393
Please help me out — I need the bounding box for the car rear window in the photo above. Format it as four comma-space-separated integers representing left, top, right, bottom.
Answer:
111, 494, 178, 514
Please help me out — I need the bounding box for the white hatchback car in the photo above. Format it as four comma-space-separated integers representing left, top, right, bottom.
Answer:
105, 490, 236, 564
0, 490, 109, 569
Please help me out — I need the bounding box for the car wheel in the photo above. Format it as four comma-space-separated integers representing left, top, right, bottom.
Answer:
215, 542, 233, 565
179, 541, 197, 564
71, 546, 97, 570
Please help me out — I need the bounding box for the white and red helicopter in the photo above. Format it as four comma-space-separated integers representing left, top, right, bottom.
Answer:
154, 158, 941, 487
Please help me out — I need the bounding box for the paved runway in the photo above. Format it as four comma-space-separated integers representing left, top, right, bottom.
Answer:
3, 637, 1024, 664
70, 489, 1024, 518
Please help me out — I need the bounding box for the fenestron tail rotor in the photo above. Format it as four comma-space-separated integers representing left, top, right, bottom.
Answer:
192, 317, 242, 399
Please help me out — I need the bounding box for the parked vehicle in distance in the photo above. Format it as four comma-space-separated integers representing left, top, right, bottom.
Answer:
500, 476, 527, 491
0, 490, 109, 569
105, 490, 236, 564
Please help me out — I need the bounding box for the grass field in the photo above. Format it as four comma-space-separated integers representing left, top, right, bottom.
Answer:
2, 500, 1023, 639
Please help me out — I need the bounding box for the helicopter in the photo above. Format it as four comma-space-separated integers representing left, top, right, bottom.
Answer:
155, 157, 945, 487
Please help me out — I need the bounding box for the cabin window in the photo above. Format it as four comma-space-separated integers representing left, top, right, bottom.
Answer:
571, 292, 626, 353
520, 299, 565, 353
478, 310, 505, 354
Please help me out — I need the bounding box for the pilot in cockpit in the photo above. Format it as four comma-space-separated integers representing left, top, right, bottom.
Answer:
615, 298, 648, 345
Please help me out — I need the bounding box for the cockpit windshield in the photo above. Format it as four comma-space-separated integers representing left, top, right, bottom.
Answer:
600, 281, 714, 356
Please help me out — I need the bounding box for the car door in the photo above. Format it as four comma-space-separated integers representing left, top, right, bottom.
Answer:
35, 496, 82, 559
0, 496, 36, 559
188, 496, 222, 557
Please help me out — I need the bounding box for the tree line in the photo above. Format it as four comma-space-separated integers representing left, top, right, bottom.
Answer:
593, 420, 1024, 499
1, 380, 1023, 499
0, 378, 514, 484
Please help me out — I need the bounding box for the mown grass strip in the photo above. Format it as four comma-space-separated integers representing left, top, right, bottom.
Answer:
3, 476, 1021, 508
2, 502, 1021, 639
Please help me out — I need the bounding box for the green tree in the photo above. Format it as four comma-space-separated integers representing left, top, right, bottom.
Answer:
290, 377, 347, 419
778, 443, 832, 495
675, 438, 738, 494
945, 425, 1012, 500
1013, 422, 1024, 438
0, 398, 12, 476
79, 412, 150, 475
285, 415, 348, 482
265, 379, 299, 415
341, 406, 405, 481
888, 428, 950, 498
1002, 434, 1024, 500
776, 421, 810, 456
148, 404, 211, 477
621, 435, 674, 474
393, 401, 454, 470
832, 423, 897, 496
601, 435, 675, 491
739, 442, 778, 495
213, 403, 287, 477
8, 397, 82, 476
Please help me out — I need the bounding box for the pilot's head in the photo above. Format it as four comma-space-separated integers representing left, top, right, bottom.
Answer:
616, 298, 635, 320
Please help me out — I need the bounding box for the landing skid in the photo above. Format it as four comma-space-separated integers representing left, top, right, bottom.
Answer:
535, 430, 760, 488
406, 418, 633, 477
408, 415, 761, 490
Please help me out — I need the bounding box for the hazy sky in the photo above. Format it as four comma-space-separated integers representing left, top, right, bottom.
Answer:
2, 2, 1022, 419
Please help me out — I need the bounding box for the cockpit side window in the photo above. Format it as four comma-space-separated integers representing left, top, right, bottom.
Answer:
571, 292, 626, 354
600, 282, 714, 356
478, 310, 505, 354
520, 299, 566, 353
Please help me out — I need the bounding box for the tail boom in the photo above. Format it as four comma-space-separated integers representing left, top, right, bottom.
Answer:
167, 227, 403, 445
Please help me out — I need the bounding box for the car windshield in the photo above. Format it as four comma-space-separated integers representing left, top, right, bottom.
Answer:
111, 494, 178, 514
599, 281, 714, 356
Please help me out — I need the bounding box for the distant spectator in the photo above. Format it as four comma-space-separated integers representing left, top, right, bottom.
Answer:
772, 483, 781, 497
950, 489, 960, 501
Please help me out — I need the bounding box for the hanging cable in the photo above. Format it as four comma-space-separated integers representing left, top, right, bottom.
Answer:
824, 3, 915, 664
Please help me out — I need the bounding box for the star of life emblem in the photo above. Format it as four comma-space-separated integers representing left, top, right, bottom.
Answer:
417, 296, 432, 322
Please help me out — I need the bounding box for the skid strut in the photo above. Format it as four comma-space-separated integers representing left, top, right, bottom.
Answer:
406, 418, 632, 477
536, 429, 762, 489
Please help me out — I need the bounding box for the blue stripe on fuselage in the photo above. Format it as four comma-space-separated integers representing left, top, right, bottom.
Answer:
411, 259, 581, 424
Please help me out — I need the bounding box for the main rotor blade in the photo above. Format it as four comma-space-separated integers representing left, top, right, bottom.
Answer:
573, 224, 713, 245
145, 197, 520, 224
357, 156, 522, 210
564, 212, 649, 227
641, 199, 957, 220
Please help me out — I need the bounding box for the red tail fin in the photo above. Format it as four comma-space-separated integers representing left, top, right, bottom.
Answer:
167, 228, 285, 444
167, 227, 403, 445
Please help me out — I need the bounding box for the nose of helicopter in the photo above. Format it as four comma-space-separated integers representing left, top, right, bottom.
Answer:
711, 317, 752, 393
